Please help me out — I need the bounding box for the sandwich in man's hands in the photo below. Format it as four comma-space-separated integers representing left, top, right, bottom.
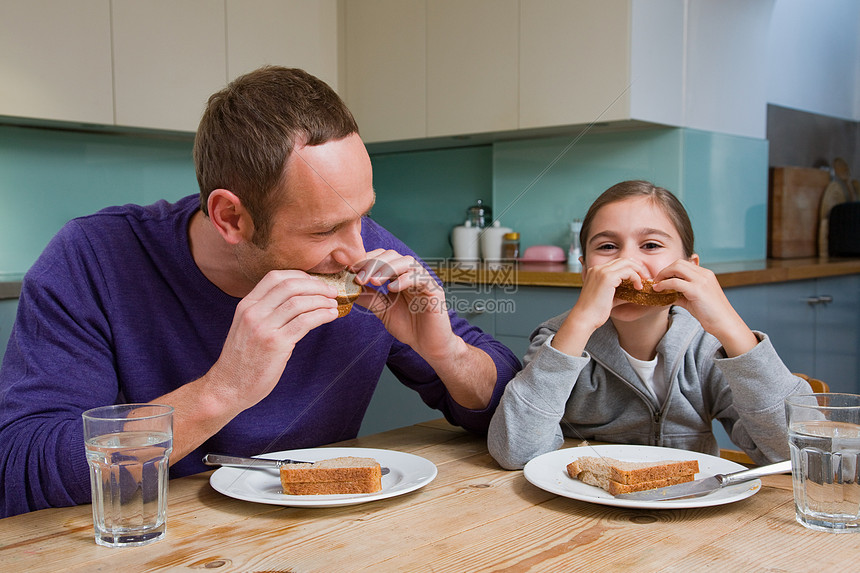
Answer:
615, 279, 680, 306
566, 456, 699, 496
310, 270, 362, 317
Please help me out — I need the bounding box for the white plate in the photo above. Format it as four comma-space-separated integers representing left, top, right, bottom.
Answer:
523, 444, 761, 509
209, 447, 437, 508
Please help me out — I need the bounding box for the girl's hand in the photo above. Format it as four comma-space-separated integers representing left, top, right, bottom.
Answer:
654, 260, 758, 356
551, 258, 647, 356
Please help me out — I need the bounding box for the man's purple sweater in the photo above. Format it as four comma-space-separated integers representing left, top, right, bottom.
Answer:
0, 196, 520, 517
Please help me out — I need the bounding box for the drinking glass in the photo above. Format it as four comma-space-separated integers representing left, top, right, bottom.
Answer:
786, 393, 860, 533
82, 404, 174, 547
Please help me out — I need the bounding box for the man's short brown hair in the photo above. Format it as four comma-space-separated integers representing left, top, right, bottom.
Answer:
193, 66, 359, 245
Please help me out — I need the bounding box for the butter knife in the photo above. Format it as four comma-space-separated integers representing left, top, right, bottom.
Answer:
203, 453, 390, 476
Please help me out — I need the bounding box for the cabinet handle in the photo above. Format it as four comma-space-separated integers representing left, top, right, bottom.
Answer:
806, 295, 834, 305
470, 302, 486, 314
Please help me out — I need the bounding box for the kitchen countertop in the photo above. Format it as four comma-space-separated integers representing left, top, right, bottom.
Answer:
0, 281, 21, 300
1, 258, 858, 300
432, 257, 860, 289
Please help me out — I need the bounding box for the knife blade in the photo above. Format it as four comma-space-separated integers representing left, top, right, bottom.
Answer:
614, 459, 792, 501
203, 453, 390, 476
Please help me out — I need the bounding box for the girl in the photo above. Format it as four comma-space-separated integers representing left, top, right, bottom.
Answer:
488, 180, 811, 469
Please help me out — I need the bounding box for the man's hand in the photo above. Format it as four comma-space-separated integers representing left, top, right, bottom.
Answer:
352, 249, 496, 409
352, 249, 454, 358
158, 270, 340, 463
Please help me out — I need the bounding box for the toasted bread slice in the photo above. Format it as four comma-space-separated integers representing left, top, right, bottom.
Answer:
567, 456, 699, 495
575, 469, 695, 495
280, 456, 382, 495
615, 279, 680, 306
310, 270, 362, 317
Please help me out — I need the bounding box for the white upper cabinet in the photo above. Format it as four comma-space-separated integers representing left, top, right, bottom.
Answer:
426, 0, 519, 137
344, 0, 645, 143
0, 0, 114, 125
0, 0, 339, 133
519, 0, 632, 130
226, 0, 339, 90
112, 0, 226, 132
344, 0, 519, 143
1, 0, 774, 139
343, 0, 427, 143
345, 0, 774, 143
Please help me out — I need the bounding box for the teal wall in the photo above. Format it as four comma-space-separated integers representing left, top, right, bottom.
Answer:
0, 125, 196, 277
0, 123, 768, 278
493, 128, 683, 253
370, 145, 493, 262
493, 127, 769, 263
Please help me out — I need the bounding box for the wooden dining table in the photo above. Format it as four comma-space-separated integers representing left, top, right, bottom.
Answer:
1, 418, 853, 572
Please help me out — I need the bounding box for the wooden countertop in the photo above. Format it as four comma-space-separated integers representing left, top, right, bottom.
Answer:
432, 257, 860, 289
0, 419, 848, 571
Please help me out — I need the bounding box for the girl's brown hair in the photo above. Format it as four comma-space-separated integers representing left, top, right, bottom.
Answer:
193, 66, 359, 246
580, 180, 695, 262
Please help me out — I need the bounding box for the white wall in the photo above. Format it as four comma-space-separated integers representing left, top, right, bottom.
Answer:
766, 0, 860, 120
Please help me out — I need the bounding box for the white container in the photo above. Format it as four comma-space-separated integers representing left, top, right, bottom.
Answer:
451, 221, 481, 268
567, 219, 583, 272
480, 221, 512, 262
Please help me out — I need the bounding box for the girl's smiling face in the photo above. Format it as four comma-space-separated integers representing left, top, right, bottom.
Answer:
583, 196, 697, 322
584, 196, 688, 277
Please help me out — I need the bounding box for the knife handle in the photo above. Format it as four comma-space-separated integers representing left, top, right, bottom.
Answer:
203, 454, 282, 467
719, 459, 792, 486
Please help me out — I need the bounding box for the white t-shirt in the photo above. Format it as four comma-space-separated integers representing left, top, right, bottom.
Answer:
622, 349, 668, 405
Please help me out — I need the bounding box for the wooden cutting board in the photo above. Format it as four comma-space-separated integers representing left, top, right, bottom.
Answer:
768, 167, 830, 258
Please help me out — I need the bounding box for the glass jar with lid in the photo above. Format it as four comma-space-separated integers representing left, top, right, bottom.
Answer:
501, 232, 520, 260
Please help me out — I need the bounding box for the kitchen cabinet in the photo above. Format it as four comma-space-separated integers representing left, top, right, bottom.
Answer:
112, 0, 226, 132
518, 0, 633, 129
344, 0, 520, 142
226, 0, 339, 90
1, 0, 339, 132
344, 0, 675, 144
0, 0, 114, 125
426, 0, 519, 137
345, 0, 771, 144
343, 0, 426, 143
494, 285, 577, 359
726, 276, 860, 394
113, 0, 340, 133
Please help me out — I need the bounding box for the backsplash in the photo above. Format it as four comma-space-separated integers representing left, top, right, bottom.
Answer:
0, 125, 194, 276
376, 126, 769, 263
0, 121, 771, 277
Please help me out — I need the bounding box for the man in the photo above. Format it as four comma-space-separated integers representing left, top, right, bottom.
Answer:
0, 67, 520, 517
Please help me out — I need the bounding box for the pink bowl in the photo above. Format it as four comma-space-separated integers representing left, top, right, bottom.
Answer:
521, 245, 567, 262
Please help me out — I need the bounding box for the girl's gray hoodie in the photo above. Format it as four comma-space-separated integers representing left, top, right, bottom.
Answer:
488, 306, 811, 469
